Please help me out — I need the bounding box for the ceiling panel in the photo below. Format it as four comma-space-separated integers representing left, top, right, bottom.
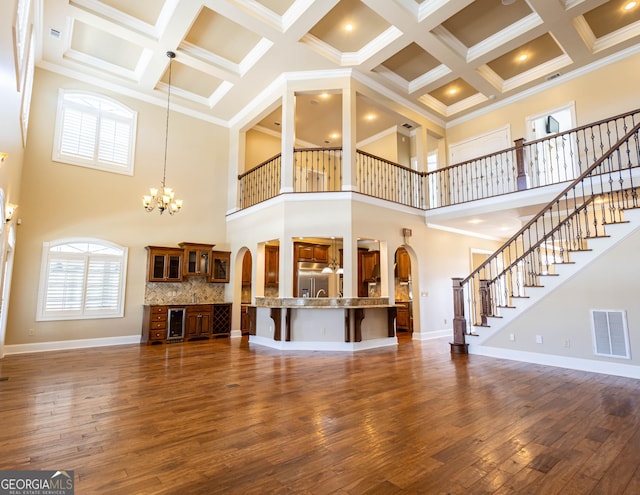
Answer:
29, 0, 640, 127
487, 33, 565, 80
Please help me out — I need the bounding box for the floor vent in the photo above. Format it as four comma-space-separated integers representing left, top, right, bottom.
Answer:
0, 377, 9, 382
591, 310, 630, 359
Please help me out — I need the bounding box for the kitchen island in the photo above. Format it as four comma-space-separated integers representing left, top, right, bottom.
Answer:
247, 297, 398, 351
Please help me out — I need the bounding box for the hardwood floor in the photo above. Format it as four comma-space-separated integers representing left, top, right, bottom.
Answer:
1, 334, 639, 494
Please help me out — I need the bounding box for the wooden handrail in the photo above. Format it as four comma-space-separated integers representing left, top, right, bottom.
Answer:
461, 120, 640, 287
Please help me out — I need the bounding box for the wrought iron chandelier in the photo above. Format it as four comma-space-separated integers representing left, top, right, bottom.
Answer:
143, 51, 183, 215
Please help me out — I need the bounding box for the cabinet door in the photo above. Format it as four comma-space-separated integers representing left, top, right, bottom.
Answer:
211, 251, 231, 283
296, 244, 314, 261
265, 246, 279, 286
199, 313, 212, 336
361, 251, 379, 282
397, 307, 409, 330
146, 247, 183, 282
313, 245, 329, 263
242, 252, 252, 286
185, 313, 200, 338
396, 249, 410, 281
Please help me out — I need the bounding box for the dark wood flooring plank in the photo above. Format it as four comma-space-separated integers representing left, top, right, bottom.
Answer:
1, 336, 639, 494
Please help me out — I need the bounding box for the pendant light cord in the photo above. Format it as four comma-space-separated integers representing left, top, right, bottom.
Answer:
162, 51, 175, 189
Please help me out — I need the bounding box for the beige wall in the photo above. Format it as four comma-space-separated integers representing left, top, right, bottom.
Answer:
446, 52, 640, 162
244, 129, 281, 172
484, 228, 640, 367
6, 69, 229, 345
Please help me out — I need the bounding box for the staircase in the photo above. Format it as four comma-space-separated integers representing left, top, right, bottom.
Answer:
451, 121, 640, 353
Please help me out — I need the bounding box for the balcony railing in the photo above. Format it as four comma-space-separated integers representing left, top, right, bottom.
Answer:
237, 109, 640, 211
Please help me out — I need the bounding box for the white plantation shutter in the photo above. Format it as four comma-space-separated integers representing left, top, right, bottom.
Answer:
59, 107, 98, 159
38, 240, 128, 321
53, 90, 136, 175
85, 258, 121, 311
45, 259, 85, 312
97, 117, 131, 165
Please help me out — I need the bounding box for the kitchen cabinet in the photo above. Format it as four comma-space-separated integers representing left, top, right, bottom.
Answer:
396, 248, 410, 282
179, 242, 213, 277
185, 305, 213, 339
295, 242, 329, 263
241, 305, 250, 334
211, 251, 231, 283
146, 247, 183, 282
396, 301, 412, 332
141, 304, 231, 344
361, 250, 380, 282
242, 252, 252, 286
212, 303, 232, 336
358, 249, 380, 297
141, 305, 187, 344
265, 245, 279, 287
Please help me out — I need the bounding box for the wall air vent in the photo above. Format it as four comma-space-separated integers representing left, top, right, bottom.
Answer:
591, 310, 630, 359
546, 72, 561, 81
402, 123, 413, 129
49, 28, 61, 39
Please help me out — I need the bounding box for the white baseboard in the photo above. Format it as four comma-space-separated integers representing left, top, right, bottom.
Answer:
230, 329, 243, 338
471, 345, 640, 379
248, 335, 398, 352
4, 335, 141, 356
412, 328, 451, 341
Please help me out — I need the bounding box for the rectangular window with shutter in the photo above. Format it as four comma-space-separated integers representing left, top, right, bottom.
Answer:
591, 310, 631, 359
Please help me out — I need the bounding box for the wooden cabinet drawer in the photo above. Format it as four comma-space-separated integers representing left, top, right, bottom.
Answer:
149, 329, 167, 340
151, 312, 166, 322
151, 321, 166, 330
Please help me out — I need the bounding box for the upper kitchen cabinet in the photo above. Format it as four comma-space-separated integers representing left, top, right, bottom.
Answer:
396, 248, 410, 282
146, 246, 184, 282
211, 251, 231, 283
179, 242, 214, 277
295, 242, 329, 263
265, 245, 279, 287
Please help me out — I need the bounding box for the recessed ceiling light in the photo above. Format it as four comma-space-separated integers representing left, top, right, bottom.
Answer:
345, 23, 354, 32
448, 88, 458, 96
624, 1, 637, 10
502, 0, 516, 4
365, 114, 376, 121
330, 133, 340, 139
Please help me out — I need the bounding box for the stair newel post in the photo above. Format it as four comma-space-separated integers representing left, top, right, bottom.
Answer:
515, 138, 528, 191
479, 279, 490, 326
451, 277, 469, 354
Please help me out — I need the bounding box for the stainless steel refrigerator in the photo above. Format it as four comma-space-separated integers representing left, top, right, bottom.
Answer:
297, 261, 330, 297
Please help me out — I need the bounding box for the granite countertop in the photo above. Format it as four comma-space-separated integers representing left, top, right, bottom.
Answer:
253, 297, 394, 309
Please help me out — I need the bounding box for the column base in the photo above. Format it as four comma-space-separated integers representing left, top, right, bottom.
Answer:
450, 342, 469, 354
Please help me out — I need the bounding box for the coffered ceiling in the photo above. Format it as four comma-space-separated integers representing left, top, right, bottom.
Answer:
31, 0, 640, 137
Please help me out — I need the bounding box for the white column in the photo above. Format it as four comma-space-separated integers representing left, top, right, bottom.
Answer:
281, 89, 296, 193
341, 84, 358, 192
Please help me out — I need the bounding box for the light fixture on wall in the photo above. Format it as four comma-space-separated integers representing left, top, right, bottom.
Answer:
0, 152, 7, 164
143, 51, 183, 215
5, 203, 17, 223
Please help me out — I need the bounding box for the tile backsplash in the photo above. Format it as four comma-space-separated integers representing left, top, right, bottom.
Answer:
145, 278, 225, 305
